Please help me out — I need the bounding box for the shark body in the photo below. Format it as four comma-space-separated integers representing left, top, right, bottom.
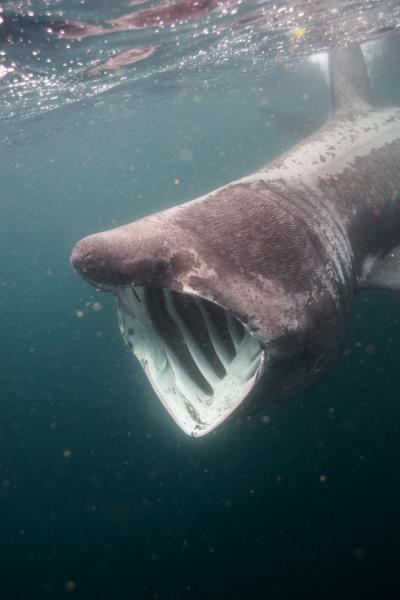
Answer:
71, 43, 400, 437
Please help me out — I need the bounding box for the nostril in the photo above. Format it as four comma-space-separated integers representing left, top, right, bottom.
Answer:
153, 258, 169, 276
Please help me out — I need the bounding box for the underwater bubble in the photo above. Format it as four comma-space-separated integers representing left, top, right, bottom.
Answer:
65, 581, 77, 592
179, 149, 193, 161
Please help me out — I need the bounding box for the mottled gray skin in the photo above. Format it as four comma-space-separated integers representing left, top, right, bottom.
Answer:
71, 44, 400, 415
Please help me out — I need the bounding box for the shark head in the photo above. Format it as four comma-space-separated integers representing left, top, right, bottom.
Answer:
70, 209, 268, 437
71, 179, 350, 437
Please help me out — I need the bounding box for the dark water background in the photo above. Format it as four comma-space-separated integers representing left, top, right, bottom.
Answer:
2, 1, 400, 598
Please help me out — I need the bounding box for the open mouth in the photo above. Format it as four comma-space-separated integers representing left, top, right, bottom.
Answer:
116, 286, 263, 437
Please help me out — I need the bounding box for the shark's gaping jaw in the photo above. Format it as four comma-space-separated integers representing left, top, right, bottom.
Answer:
116, 286, 264, 437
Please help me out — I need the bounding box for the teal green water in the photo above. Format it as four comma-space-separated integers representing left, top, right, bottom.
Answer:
1, 4, 400, 597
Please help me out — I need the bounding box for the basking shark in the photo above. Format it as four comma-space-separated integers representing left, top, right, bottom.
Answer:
71, 42, 400, 438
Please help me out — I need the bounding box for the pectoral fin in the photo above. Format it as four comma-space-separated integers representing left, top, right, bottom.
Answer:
360, 247, 400, 292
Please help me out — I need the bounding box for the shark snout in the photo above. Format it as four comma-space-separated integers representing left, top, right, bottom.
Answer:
70, 232, 123, 287
70, 218, 197, 289
70, 236, 94, 273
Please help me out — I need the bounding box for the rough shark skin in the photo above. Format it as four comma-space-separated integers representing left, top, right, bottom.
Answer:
71, 43, 400, 437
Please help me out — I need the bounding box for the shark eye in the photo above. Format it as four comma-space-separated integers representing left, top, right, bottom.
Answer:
116, 287, 263, 437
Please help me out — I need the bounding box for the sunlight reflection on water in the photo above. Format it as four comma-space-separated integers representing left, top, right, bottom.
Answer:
0, 0, 399, 121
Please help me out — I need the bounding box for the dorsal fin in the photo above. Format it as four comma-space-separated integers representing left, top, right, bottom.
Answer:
329, 43, 375, 113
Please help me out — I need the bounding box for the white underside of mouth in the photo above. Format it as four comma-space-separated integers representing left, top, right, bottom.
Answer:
116, 287, 263, 437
